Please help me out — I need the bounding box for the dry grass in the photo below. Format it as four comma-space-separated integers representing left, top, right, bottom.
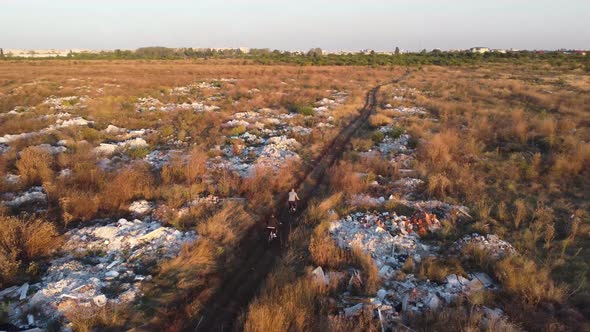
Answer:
63, 303, 127, 332
309, 221, 350, 269
244, 275, 330, 332
196, 202, 254, 246
408, 305, 521, 332
417, 256, 465, 283
329, 161, 368, 195
16, 146, 55, 185
0, 215, 61, 287
494, 255, 565, 306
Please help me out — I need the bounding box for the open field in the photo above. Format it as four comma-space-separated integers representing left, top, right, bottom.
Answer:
0, 60, 588, 331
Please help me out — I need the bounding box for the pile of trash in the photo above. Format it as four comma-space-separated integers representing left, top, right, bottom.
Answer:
0, 218, 196, 330
328, 211, 507, 329
451, 233, 516, 259
377, 133, 411, 155
213, 134, 301, 177
255, 136, 301, 169
329, 211, 440, 255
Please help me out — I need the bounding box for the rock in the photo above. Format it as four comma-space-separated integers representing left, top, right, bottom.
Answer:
467, 279, 484, 291
471, 272, 495, 288
445, 274, 469, 288
104, 125, 123, 134
377, 289, 388, 300
94, 143, 118, 156
106, 260, 120, 270
27, 314, 35, 325
344, 303, 364, 317
0, 285, 19, 299
311, 266, 328, 286
139, 227, 170, 242
379, 265, 394, 279
105, 271, 120, 278
426, 293, 440, 310
3, 187, 47, 207
129, 200, 153, 216
19, 282, 29, 300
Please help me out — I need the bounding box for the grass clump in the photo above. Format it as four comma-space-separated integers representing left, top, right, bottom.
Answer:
0, 215, 61, 287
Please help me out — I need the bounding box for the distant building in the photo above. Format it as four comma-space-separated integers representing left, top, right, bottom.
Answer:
470, 47, 490, 54
3, 49, 90, 58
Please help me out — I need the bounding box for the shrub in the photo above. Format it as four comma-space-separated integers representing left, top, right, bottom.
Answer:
125, 146, 151, 159
59, 190, 101, 225
196, 202, 254, 246
351, 246, 380, 295
371, 130, 385, 143
329, 161, 368, 195
309, 222, 351, 269
494, 255, 565, 305
101, 162, 155, 210
16, 146, 55, 185
368, 113, 392, 127
297, 105, 315, 116
386, 126, 404, 139
0, 216, 61, 287
229, 125, 247, 136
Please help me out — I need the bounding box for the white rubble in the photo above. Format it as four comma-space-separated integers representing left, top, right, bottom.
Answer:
0, 115, 93, 144
2, 186, 47, 207
451, 233, 516, 259
0, 218, 196, 329
129, 200, 154, 216
330, 211, 503, 322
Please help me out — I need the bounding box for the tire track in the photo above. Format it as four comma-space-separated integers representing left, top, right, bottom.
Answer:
192, 71, 410, 332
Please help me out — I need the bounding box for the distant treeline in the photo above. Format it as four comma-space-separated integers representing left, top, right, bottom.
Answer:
2, 46, 589, 68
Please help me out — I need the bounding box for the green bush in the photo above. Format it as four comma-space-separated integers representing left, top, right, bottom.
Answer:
371, 130, 385, 143
126, 147, 151, 159
386, 126, 405, 139
159, 126, 175, 138
297, 106, 315, 116
229, 125, 247, 136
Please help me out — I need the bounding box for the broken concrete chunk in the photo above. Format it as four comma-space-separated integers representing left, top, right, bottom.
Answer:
426, 293, 441, 310
379, 265, 394, 279
19, 282, 29, 300
311, 266, 328, 286
471, 272, 495, 288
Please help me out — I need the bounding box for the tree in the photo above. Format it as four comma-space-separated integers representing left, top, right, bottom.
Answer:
307, 48, 323, 57
395, 46, 400, 55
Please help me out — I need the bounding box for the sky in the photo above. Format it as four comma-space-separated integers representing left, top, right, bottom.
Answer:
1, 0, 589, 51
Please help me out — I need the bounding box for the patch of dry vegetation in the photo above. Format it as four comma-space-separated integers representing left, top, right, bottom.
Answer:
387, 65, 590, 330
0, 215, 61, 287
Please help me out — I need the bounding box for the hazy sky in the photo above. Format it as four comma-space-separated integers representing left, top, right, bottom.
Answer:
1, 0, 589, 51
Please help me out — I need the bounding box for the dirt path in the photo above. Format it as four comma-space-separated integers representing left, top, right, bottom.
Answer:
191, 71, 410, 332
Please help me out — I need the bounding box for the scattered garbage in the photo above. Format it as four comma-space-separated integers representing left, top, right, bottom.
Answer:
0, 218, 196, 329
